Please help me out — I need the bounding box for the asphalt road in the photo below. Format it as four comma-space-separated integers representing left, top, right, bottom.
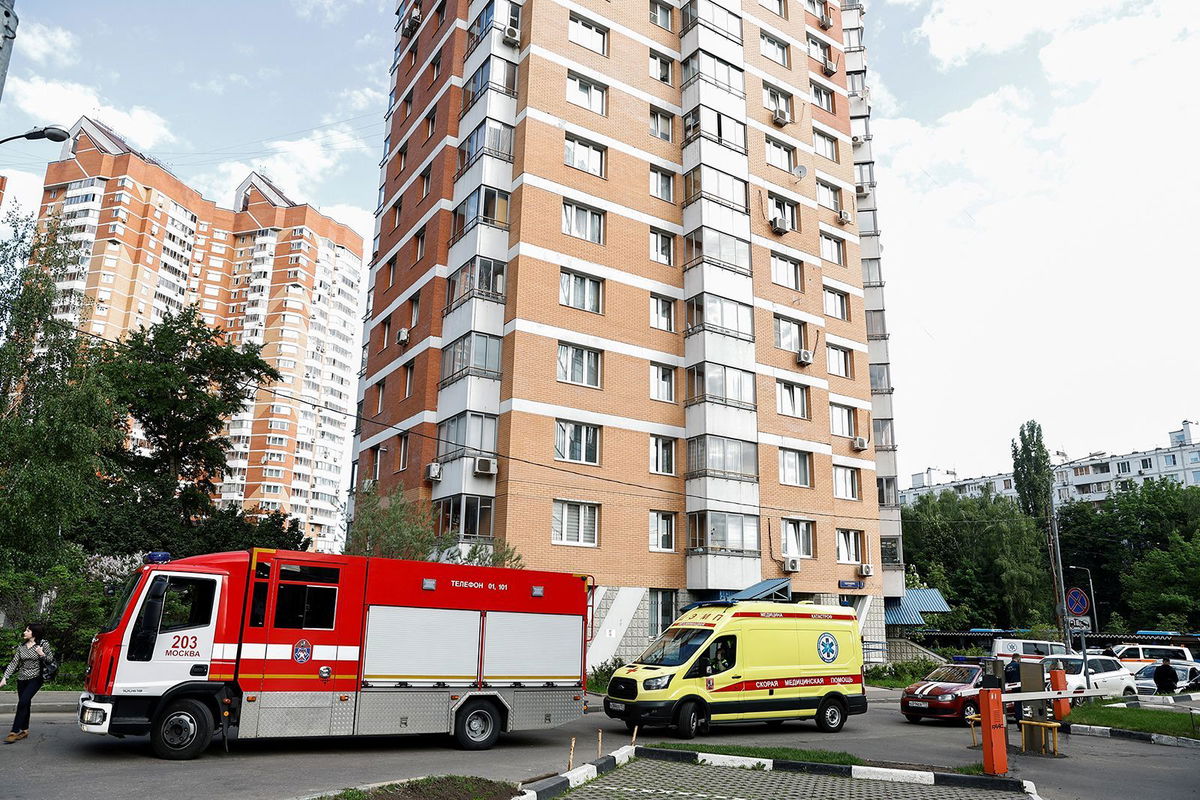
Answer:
3, 702, 1196, 800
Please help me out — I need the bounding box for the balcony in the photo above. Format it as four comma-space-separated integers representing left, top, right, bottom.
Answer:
686, 549, 761, 591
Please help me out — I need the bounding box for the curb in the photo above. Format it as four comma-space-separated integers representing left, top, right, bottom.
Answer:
512, 745, 635, 800
1060, 721, 1200, 749
0, 703, 77, 714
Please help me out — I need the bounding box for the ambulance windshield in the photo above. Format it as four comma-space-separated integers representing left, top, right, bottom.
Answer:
636, 627, 713, 667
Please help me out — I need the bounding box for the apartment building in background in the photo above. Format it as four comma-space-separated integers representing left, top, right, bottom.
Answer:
901, 421, 1200, 511
355, 0, 894, 664
39, 117, 365, 553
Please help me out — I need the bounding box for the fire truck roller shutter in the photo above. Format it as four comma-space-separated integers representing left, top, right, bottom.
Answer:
363, 606, 482, 684
483, 611, 583, 685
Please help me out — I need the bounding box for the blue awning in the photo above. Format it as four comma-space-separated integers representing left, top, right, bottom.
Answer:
885, 588, 951, 626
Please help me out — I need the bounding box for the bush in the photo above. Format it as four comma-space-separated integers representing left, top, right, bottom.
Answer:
587, 656, 626, 695
864, 659, 939, 688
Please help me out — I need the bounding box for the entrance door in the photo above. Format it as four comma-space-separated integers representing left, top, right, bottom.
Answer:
117, 572, 221, 696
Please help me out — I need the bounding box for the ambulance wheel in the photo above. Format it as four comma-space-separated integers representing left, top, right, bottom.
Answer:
815, 697, 846, 733
674, 700, 700, 740
454, 699, 501, 750
151, 698, 213, 760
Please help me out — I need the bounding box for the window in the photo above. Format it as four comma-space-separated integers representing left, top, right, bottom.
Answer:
776, 380, 809, 418
834, 468, 861, 500
415, 228, 426, 259
429, 53, 442, 82
157, 577, 217, 633
768, 193, 798, 230
773, 314, 805, 351
686, 294, 754, 339
650, 229, 674, 265
274, 583, 337, 629
779, 448, 812, 487
765, 137, 795, 171
410, 293, 421, 325
878, 476, 898, 506
437, 412, 498, 459
567, 73, 607, 114
837, 528, 863, 562
807, 35, 831, 62
650, 51, 672, 84
820, 232, 845, 264
760, 33, 789, 66
682, 50, 745, 95
569, 15, 608, 54
686, 362, 755, 408
396, 433, 409, 471
557, 342, 602, 387
380, 317, 391, 351
457, 119, 515, 173
763, 83, 792, 115
814, 130, 839, 161
824, 288, 848, 319
873, 418, 894, 448
650, 363, 675, 402
1141, 458, 1152, 469
560, 270, 603, 312
683, 106, 747, 152
650, 108, 673, 141
650, 294, 675, 331
564, 135, 605, 177
1164, 453, 1178, 467
552, 500, 599, 546
760, 0, 786, 17
650, 167, 674, 201
650, 1, 672, 30
555, 420, 600, 464
649, 588, 677, 636
682, 0, 743, 41
403, 364, 414, 396
435, 494, 495, 540
827, 344, 852, 377
688, 511, 759, 552
446, 256, 506, 308
804, 0, 825, 13
451, 186, 511, 238
684, 227, 751, 273
650, 436, 676, 475
562, 200, 605, 243
441, 332, 502, 384
865, 309, 887, 338
425, 109, 437, 138
811, 82, 834, 112
375, 378, 387, 415
817, 181, 842, 211
1117, 461, 1131, 474
830, 403, 856, 437
757, 255, 801, 295
686, 435, 758, 480
462, 57, 519, 110
783, 519, 814, 558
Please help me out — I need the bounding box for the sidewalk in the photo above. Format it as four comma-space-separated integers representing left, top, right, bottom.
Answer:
0, 690, 79, 714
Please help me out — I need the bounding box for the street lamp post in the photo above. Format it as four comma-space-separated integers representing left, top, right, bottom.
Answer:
0, 125, 70, 146
1068, 564, 1100, 636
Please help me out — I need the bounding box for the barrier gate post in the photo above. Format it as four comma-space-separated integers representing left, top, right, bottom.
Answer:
1049, 668, 1070, 720
980, 687, 1008, 776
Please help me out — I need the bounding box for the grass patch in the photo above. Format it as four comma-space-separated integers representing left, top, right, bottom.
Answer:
648, 741, 865, 766
953, 763, 986, 775
320, 776, 517, 800
863, 660, 939, 690
1068, 702, 1200, 739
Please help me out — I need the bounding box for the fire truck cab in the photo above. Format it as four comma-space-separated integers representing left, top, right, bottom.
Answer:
79, 549, 589, 759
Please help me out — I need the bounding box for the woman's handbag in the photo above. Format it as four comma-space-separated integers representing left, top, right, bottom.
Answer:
38, 642, 58, 683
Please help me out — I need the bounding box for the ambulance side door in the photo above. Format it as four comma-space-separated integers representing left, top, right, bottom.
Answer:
739, 625, 801, 720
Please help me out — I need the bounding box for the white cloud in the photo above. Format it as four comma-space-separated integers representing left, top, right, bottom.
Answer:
14, 22, 79, 67
879, 0, 1200, 478
188, 74, 249, 95
343, 87, 386, 113
6, 76, 175, 148
320, 203, 375, 245
0, 169, 48, 220
290, 0, 366, 21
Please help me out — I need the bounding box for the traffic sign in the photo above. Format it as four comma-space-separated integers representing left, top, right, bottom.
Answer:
1068, 615, 1092, 632
1066, 587, 1090, 617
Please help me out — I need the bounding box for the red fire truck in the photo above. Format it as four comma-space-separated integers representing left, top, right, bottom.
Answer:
78, 548, 590, 759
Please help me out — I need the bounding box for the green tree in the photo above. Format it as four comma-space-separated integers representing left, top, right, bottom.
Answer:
1122, 530, 1200, 631
0, 214, 125, 570
347, 486, 523, 568
1011, 420, 1053, 528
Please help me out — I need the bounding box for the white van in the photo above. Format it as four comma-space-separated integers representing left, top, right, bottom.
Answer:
1111, 644, 1195, 669
991, 638, 1069, 661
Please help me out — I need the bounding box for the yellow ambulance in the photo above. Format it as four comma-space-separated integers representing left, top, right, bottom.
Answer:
602, 599, 866, 738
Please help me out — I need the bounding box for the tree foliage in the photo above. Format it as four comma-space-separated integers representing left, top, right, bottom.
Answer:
347, 487, 524, 568
902, 490, 1052, 629
1011, 420, 1053, 529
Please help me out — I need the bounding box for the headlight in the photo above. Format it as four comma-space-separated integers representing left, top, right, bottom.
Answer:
643, 674, 673, 691
936, 694, 955, 702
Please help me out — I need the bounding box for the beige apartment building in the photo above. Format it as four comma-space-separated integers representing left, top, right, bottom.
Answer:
39, 117, 364, 552
356, 0, 895, 663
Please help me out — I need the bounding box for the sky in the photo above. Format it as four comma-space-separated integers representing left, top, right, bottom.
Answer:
1, 0, 1196, 487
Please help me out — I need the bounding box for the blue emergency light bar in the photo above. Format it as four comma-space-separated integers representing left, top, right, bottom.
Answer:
144, 551, 172, 564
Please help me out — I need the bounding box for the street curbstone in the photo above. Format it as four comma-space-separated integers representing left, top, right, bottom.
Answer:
561, 764, 597, 787
634, 745, 698, 763
934, 772, 1027, 793
772, 759, 853, 778
1061, 721, 1200, 748
518, 774, 570, 800
591, 754, 618, 774
852, 765, 934, 784
694, 752, 772, 770
610, 744, 636, 765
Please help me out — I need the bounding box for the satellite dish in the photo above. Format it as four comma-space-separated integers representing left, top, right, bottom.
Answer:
791, 165, 808, 180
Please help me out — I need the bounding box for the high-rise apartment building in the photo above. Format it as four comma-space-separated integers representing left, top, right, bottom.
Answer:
356, 0, 890, 663
39, 117, 365, 553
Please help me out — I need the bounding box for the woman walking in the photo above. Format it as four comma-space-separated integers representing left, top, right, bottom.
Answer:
1, 623, 53, 743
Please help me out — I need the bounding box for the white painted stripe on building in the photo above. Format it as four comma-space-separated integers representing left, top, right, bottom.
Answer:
819, 220, 860, 245
753, 296, 825, 328
587, 587, 647, 669
521, 108, 683, 172
379, 135, 459, 214
757, 432, 833, 456
829, 392, 873, 410
812, 118, 850, 143
813, 167, 857, 195
750, 233, 821, 267
825, 333, 867, 353
371, 200, 455, 278
528, 45, 684, 117
501, 398, 686, 439
548, 0, 682, 61
360, 336, 443, 391
833, 454, 877, 470
358, 410, 439, 451
741, 63, 810, 108
754, 362, 830, 390
747, 117, 815, 155
513, 243, 684, 299
822, 275, 864, 298
367, 263, 448, 328
504, 317, 686, 367
750, 174, 818, 210
515, 174, 685, 235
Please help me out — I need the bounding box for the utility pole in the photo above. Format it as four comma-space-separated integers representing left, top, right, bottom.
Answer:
0, 1, 16, 105
1049, 486, 1070, 649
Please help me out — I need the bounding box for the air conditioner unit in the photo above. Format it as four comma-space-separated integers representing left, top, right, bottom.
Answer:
770, 217, 789, 235
473, 456, 498, 475
837, 209, 852, 225
795, 349, 814, 366
396, 327, 410, 345
851, 134, 865, 145
362, 478, 376, 492
771, 107, 790, 127
852, 436, 869, 451
502, 25, 520, 46
858, 563, 875, 577
823, 58, 837, 76
855, 183, 869, 196
425, 462, 443, 481
783, 556, 801, 573
819, 13, 833, 30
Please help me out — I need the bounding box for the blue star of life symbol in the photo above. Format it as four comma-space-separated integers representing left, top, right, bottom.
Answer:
817, 633, 838, 663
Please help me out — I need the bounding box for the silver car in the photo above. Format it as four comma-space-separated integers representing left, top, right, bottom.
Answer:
1132, 660, 1200, 695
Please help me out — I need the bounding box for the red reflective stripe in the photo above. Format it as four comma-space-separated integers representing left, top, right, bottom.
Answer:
712, 673, 864, 692
730, 611, 857, 620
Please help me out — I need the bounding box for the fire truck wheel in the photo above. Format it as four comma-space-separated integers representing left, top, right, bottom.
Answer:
674, 700, 700, 740
454, 699, 501, 750
151, 698, 213, 760
814, 697, 846, 733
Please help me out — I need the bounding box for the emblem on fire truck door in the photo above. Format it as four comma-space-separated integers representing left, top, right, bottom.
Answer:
817, 633, 838, 664
293, 639, 313, 664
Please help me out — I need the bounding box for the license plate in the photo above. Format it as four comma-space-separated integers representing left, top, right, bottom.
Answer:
609, 702, 625, 712
907, 700, 929, 708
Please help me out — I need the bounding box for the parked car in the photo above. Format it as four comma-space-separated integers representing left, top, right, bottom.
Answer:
1112, 644, 1196, 671
1132, 661, 1200, 696
901, 664, 988, 724
1040, 655, 1136, 702
991, 638, 1070, 661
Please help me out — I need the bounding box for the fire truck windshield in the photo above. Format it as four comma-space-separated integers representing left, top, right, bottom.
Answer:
635, 627, 713, 667
100, 572, 141, 633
